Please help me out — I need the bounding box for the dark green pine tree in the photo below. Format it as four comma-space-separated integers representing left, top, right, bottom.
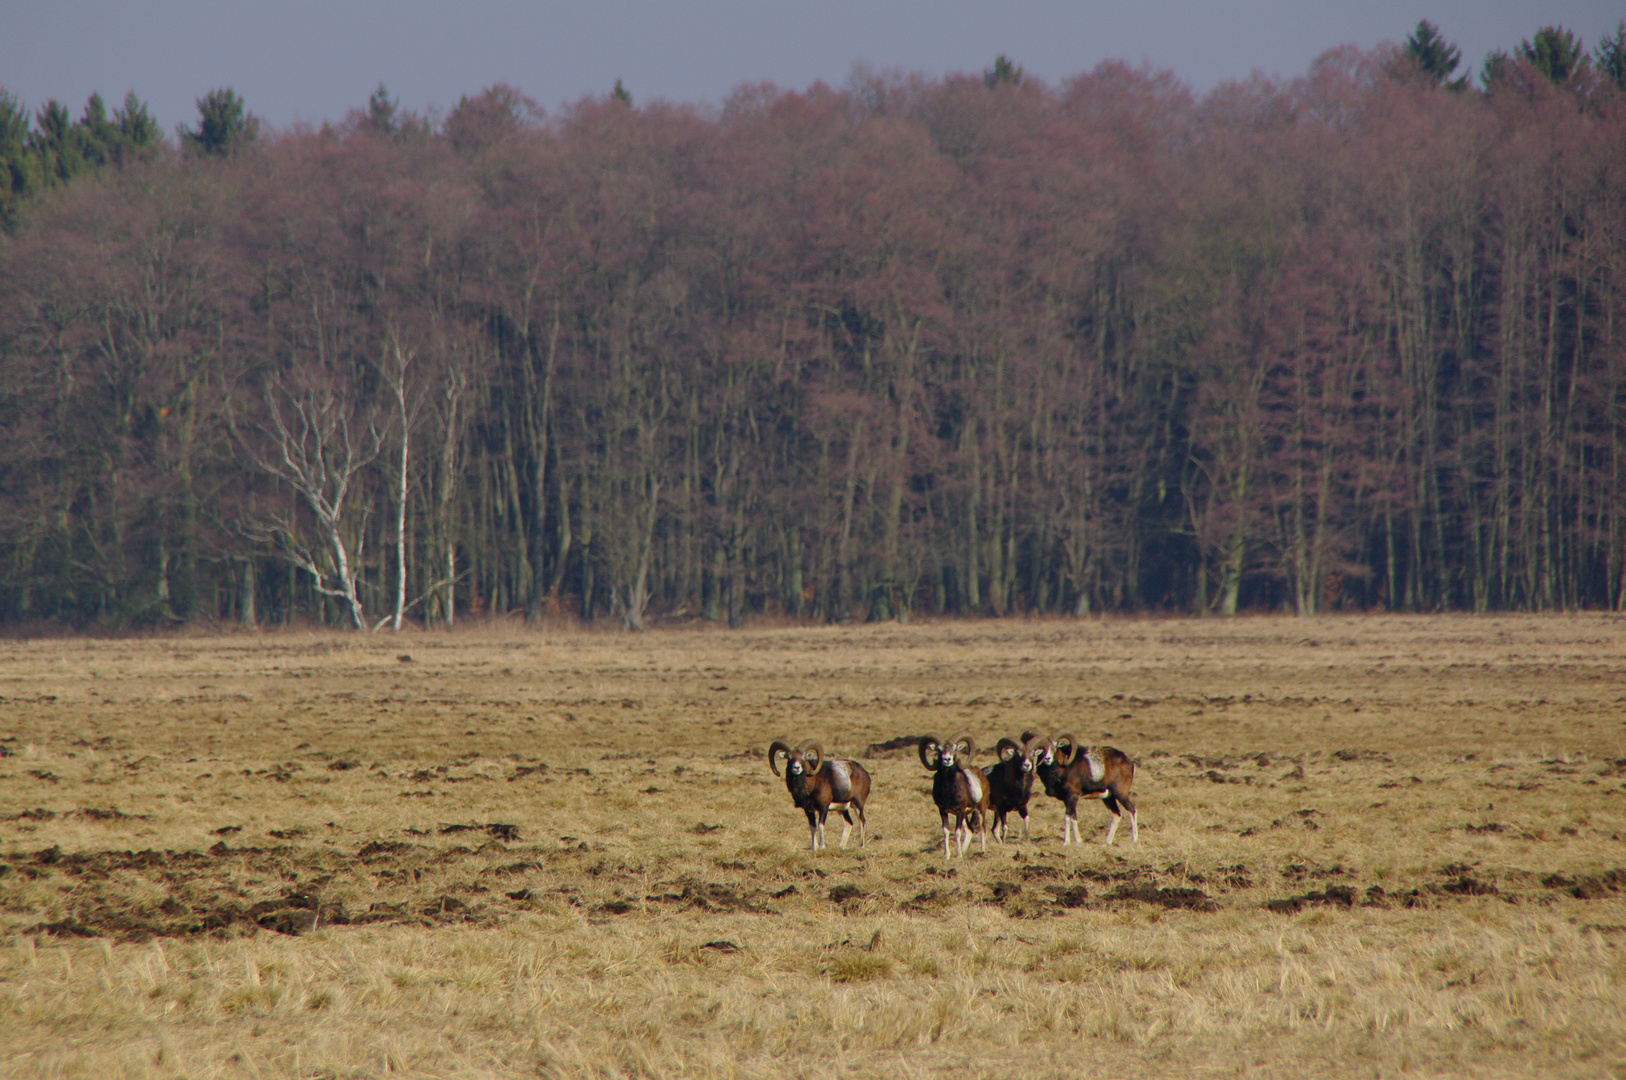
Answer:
1596, 22, 1626, 90
984, 54, 1024, 89
113, 91, 161, 154
1402, 21, 1465, 87
29, 100, 89, 184
0, 90, 39, 229
1520, 26, 1587, 83
77, 93, 122, 167
612, 79, 633, 106
366, 82, 399, 136
182, 88, 259, 156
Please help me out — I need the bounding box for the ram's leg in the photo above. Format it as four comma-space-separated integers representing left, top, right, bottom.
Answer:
1118, 792, 1139, 843
837, 808, 853, 849
1099, 793, 1121, 845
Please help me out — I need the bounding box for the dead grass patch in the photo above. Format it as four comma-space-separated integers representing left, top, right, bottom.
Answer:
0, 615, 1623, 1076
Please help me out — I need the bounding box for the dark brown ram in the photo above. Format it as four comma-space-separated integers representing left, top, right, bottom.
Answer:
1025, 730, 1139, 846
919, 732, 992, 859
768, 739, 871, 851
982, 733, 1047, 843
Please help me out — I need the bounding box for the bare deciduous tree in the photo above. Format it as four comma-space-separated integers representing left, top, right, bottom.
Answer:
230, 372, 382, 630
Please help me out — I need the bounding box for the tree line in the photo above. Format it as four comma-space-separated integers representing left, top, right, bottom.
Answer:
2, 23, 1625, 630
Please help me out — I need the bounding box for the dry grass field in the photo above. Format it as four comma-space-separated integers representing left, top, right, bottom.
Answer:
1, 614, 1624, 1079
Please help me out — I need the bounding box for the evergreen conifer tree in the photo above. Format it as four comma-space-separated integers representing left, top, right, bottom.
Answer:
1402, 21, 1465, 87
1596, 22, 1626, 90
182, 88, 259, 156
1520, 26, 1587, 83
984, 54, 1024, 89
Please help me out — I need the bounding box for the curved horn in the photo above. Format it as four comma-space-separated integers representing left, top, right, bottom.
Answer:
1020, 729, 1047, 746
996, 736, 1022, 762
768, 740, 794, 776
1022, 732, 1047, 760
798, 740, 824, 772
950, 732, 977, 762
918, 734, 943, 770
1052, 733, 1078, 764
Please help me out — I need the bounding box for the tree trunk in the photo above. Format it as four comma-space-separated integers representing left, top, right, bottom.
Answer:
624, 476, 661, 631
239, 560, 257, 628
389, 349, 409, 632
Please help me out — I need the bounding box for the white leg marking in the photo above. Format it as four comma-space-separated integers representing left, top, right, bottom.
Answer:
839, 820, 852, 848
1130, 810, 1139, 843
943, 826, 953, 860
1104, 814, 1119, 846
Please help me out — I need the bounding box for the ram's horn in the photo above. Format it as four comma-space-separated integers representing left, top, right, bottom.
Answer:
1052, 734, 1078, 765
798, 740, 824, 772
918, 734, 943, 770
950, 732, 977, 761
768, 740, 795, 776
995, 736, 1022, 762
1023, 732, 1048, 761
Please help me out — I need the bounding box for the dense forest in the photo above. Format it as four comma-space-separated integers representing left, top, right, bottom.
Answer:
2, 23, 1626, 630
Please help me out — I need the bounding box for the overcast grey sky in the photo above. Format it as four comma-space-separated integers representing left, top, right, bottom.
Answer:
4, 2, 1624, 133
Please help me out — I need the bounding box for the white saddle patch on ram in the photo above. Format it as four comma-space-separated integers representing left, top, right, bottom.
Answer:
1084, 749, 1106, 783
827, 759, 853, 803
961, 767, 984, 804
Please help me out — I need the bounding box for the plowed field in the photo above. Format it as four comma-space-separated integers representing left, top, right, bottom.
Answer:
2, 615, 1623, 1077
